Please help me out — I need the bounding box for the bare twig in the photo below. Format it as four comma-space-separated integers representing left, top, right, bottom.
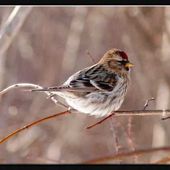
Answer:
0, 6, 32, 89
61, 7, 87, 75
161, 116, 170, 120
109, 118, 122, 155
87, 97, 156, 130
84, 146, 170, 164
161, 108, 170, 120
1, 84, 169, 119
0, 6, 32, 57
0, 83, 72, 144
127, 116, 138, 162
1, 108, 169, 146
86, 113, 115, 129
86, 110, 170, 129
0, 83, 170, 144
0, 110, 70, 145
143, 97, 155, 110
0, 83, 68, 109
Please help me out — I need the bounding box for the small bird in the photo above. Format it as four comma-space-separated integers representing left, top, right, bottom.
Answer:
32, 49, 134, 117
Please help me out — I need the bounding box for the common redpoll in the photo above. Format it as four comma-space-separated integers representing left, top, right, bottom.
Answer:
33, 49, 134, 117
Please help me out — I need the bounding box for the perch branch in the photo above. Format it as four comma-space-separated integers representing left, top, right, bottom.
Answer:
0, 83, 68, 109
87, 97, 156, 129
0, 83, 170, 144
86, 110, 170, 129
1, 110, 169, 145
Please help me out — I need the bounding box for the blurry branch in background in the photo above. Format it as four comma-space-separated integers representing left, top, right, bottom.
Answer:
124, 8, 157, 48
61, 7, 87, 76
127, 116, 137, 162
84, 146, 170, 164
0, 6, 32, 57
153, 155, 170, 164
0, 6, 32, 89
0, 83, 170, 144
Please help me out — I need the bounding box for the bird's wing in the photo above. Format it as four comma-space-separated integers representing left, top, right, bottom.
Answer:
32, 65, 118, 93
66, 64, 118, 92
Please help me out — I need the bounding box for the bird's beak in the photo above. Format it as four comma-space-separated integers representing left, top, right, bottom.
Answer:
125, 62, 134, 68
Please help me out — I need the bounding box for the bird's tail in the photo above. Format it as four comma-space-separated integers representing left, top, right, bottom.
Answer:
31, 86, 95, 92
31, 86, 63, 92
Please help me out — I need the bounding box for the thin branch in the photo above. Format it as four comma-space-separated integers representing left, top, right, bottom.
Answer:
2, 109, 169, 146
127, 116, 138, 163
1, 84, 170, 119
0, 83, 170, 145
0, 6, 32, 57
109, 118, 123, 156
86, 110, 170, 129
61, 7, 87, 75
84, 146, 170, 164
86, 113, 115, 129
0, 110, 70, 145
124, 97, 155, 162
0, 6, 32, 90
86, 97, 157, 129
0, 83, 72, 144
0, 83, 68, 109
143, 97, 155, 110
161, 117, 170, 120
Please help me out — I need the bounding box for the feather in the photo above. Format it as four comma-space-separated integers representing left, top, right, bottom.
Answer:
67, 64, 118, 92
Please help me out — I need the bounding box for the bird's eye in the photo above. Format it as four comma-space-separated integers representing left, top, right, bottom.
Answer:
117, 60, 127, 65
117, 60, 130, 71
117, 61, 122, 65
125, 67, 129, 71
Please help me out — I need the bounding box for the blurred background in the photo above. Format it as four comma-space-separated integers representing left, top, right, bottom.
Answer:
0, 6, 170, 164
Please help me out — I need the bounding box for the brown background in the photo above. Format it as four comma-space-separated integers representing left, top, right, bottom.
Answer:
0, 7, 170, 163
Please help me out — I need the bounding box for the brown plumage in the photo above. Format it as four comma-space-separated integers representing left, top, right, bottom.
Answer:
32, 48, 134, 117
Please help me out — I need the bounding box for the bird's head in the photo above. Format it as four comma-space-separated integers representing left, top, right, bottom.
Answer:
99, 48, 134, 73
